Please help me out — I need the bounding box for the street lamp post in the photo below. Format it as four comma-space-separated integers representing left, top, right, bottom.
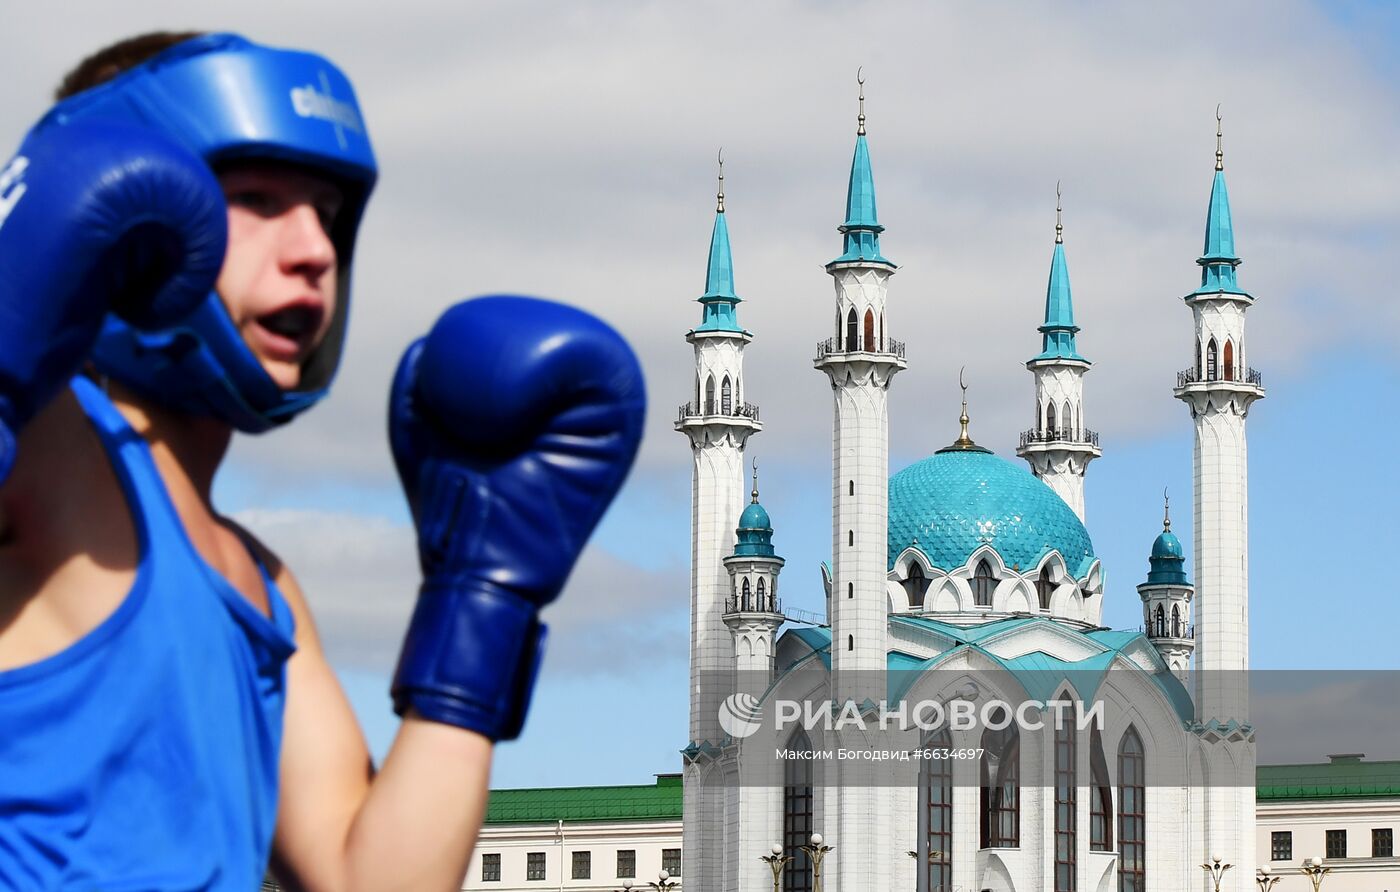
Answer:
798, 833, 834, 892
1202, 853, 1233, 892
1255, 866, 1280, 892
761, 843, 793, 892
1300, 857, 1331, 892
616, 871, 678, 892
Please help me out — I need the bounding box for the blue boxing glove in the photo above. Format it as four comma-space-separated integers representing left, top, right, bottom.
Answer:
389, 296, 646, 740
0, 118, 226, 481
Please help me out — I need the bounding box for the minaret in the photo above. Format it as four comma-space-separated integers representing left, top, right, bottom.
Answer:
723, 461, 786, 698
813, 71, 904, 704
1137, 491, 1195, 685
678, 152, 762, 750
1016, 184, 1101, 521
1173, 109, 1262, 726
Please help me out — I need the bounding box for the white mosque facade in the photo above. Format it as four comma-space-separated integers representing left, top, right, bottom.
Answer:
676, 102, 1262, 892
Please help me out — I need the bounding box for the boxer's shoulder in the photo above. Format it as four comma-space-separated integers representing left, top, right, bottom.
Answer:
0, 388, 137, 670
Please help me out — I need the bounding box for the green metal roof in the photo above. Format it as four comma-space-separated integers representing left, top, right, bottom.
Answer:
485, 774, 682, 825
1256, 759, 1400, 801
480, 761, 1400, 826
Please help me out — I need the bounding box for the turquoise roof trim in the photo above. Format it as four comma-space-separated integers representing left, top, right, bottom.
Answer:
694, 210, 746, 333
1033, 242, 1088, 363
1192, 169, 1249, 297
888, 449, 1096, 577
782, 617, 1193, 722
829, 135, 894, 267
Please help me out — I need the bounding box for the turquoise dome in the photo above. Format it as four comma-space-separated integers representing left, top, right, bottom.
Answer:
1151, 529, 1183, 560
887, 449, 1095, 576
738, 501, 771, 532
1145, 527, 1189, 586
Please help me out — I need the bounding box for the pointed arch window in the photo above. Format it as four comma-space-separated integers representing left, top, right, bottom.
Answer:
741, 577, 751, 610
1206, 338, 1218, 381
1090, 726, 1113, 852
757, 577, 767, 611
1054, 701, 1077, 892
980, 710, 1020, 848
1171, 604, 1183, 638
1118, 727, 1146, 892
1196, 337, 1203, 378
721, 376, 732, 414
1063, 401, 1074, 440
783, 730, 814, 892
919, 727, 953, 891
1223, 340, 1235, 381
705, 375, 716, 415
1154, 604, 1165, 637
1045, 403, 1057, 437
845, 308, 858, 352
904, 563, 928, 610
879, 313, 885, 352
1037, 567, 1054, 611
863, 309, 876, 351
973, 560, 995, 608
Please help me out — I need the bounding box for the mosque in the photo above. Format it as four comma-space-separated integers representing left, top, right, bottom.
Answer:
675, 89, 1262, 892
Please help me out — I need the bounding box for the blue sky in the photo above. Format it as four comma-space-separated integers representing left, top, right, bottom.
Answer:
8, 0, 1396, 791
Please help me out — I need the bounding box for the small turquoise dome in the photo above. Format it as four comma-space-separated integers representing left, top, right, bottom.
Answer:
888, 449, 1095, 576
1146, 527, 1189, 585
1151, 529, 1183, 560
733, 470, 779, 558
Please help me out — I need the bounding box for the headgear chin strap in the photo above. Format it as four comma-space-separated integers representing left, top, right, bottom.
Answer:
45, 33, 378, 432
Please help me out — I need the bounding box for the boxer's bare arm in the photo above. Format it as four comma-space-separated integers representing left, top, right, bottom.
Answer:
259, 544, 491, 892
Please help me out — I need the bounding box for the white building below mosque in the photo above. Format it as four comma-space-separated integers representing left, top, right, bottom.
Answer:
675, 89, 1264, 892
454, 757, 1400, 892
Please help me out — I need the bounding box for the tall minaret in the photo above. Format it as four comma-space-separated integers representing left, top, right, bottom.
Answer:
678, 156, 761, 892
1016, 185, 1101, 521
813, 72, 904, 703
722, 461, 786, 698
678, 153, 762, 748
1173, 109, 1262, 726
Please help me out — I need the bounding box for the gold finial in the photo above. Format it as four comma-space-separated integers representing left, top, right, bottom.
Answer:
1055, 180, 1064, 244
751, 457, 760, 504
1215, 104, 1224, 171
956, 367, 972, 444
716, 147, 725, 213
857, 66, 866, 136
1163, 487, 1172, 531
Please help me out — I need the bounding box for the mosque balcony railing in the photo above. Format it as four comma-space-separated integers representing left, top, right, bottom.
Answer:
723, 593, 783, 616
814, 336, 907, 361
1177, 367, 1263, 388
677, 401, 761, 423
1018, 428, 1100, 448
1140, 623, 1195, 640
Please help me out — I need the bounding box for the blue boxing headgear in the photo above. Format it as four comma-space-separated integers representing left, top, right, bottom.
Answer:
42, 33, 377, 432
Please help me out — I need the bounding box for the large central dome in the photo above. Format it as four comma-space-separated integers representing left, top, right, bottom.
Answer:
888, 448, 1095, 577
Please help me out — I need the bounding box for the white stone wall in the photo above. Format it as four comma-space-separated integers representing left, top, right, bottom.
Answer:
1257, 797, 1400, 892
691, 334, 748, 413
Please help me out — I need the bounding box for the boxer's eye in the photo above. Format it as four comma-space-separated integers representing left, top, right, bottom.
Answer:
227, 189, 280, 216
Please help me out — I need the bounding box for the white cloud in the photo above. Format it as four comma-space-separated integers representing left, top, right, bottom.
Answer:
231, 507, 686, 677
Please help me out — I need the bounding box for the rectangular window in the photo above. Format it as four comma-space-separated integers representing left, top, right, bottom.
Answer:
1374, 828, 1393, 858
1326, 829, 1347, 860
572, 850, 591, 880
1271, 831, 1292, 862
526, 852, 546, 881
617, 849, 636, 879
1054, 717, 1077, 892
662, 848, 681, 876
482, 853, 501, 882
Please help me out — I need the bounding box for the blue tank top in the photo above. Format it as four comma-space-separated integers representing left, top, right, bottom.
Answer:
0, 377, 297, 891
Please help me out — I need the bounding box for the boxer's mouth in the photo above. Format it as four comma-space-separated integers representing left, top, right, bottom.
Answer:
254, 302, 325, 360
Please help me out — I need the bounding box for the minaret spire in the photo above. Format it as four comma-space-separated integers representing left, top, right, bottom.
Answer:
857, 66, 866, 136
1017, 182, 1100, 520
716, 147, 725, 213
750, 456, 760, 503
1197, 105, 1244, 295
695, 149, 745, 332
